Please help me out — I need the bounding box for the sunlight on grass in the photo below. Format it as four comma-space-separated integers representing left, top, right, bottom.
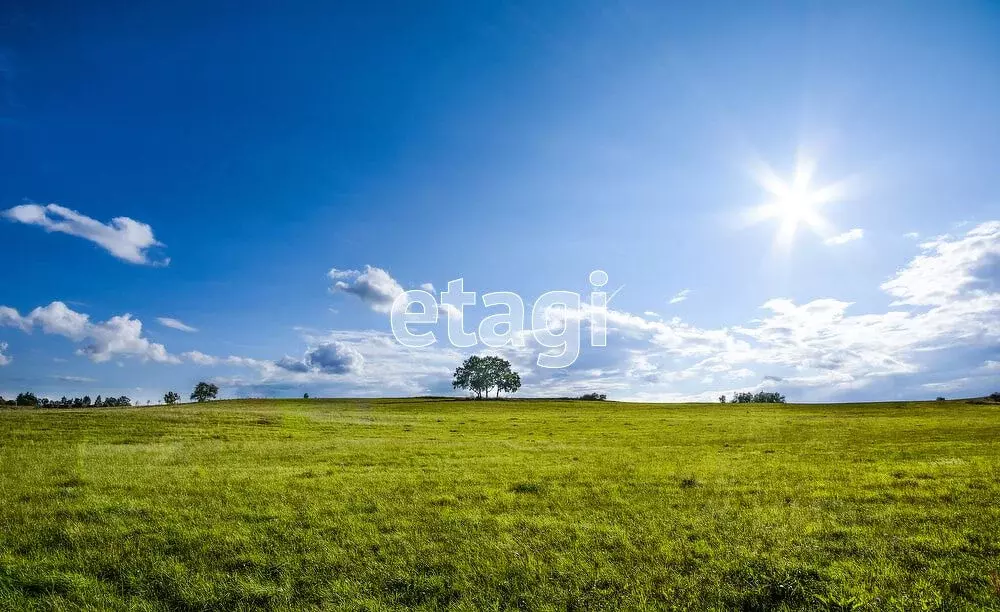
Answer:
1, 398, 998, 609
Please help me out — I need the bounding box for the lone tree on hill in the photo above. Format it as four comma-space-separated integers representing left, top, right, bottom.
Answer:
163, 391, 180, 405
190, 382, 219, 403
453, 355, 521, 399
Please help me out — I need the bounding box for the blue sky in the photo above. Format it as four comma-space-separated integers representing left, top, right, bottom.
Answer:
2, 0, 998, 403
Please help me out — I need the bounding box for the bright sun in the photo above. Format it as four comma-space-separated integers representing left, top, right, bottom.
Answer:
744, 156, 849, 248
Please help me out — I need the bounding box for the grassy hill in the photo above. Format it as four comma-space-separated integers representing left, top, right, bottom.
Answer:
1, 398, 998, 610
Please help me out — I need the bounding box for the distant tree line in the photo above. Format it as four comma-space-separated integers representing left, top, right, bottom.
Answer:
2, 381, 221, 409
1, 392, 132, 408
720, 391, 786, 404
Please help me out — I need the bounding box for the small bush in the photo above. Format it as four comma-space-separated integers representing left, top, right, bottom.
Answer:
510, 482, 545, 494
680, 477, 700, 489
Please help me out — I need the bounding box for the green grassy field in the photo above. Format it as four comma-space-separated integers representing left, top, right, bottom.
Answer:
1, 399, 998, 610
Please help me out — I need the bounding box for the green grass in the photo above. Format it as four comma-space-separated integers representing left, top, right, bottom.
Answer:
1, 398, 999, 610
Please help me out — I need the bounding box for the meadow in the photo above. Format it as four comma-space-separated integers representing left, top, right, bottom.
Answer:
0, 398, 998, 610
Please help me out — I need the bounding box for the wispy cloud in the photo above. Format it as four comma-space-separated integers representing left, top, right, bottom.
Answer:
0, 341, 9, 366
669, 289, 692, 304
157, 317, 198, 333
54, 375, 97, 383
2, 203, 168, 265
824, 228, 864, 245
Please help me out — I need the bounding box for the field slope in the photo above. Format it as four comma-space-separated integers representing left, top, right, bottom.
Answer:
1, 399, 998, 610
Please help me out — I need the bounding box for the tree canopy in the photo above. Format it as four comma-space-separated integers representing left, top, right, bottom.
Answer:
190, 382, 219, 403
728, 391, 785, 404
452, 355, 522, 399
1, 392, 130, 408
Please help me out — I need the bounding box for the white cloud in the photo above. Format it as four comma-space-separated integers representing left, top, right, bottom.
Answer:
668, 289, 692, 304
0, 301, 179, 363
24, 302, 90, 339
54, 375, 96, 383
420, 282, 436, 293
200, 330, 463, 398
921, 379, 971, 392
184, 221, 1000, 401
643, 311, 660, 318
0, 341, 9, 366
157, 317, 198, 332
3, 203, 168, 265
181, 350, 220, 365
329, 265, 404, 313
904, 232, 920, 240
0, 307, 31, 332
16, 220, 994, 403
274, 341, 364, 375
824, 228, 864, 245
327, 268, 359, 280
881, 221, 1000, 306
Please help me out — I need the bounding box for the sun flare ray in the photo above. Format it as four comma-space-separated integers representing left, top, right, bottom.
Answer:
743, 156, 850, 249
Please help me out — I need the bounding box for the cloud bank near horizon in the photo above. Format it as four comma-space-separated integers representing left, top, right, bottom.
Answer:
3, 221, 998, 402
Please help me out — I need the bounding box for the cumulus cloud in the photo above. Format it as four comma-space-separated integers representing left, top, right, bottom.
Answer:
0, 301, 179, 363
488, 221, 1000, 401
274, 341, 364, 375
420, 282, 436, 293
275, 356, 311, 373
306, 341, 364, 373
329, 265, 404, 313
16, 220, 988, 402
157, 317, 197, 332
3, 203, 168, 265
824, 228, 864, 245
669, 289, 692, 304
191, 220, 1000, 401
0, 341, 10, 366
195, 330, 463, 398
881, 221, 1000, 306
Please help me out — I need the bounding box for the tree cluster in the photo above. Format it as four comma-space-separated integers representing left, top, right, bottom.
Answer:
578, 393, 607, 401
723, 391, 786, 404
452, 355, 521, 399
1, 392, 131, 408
